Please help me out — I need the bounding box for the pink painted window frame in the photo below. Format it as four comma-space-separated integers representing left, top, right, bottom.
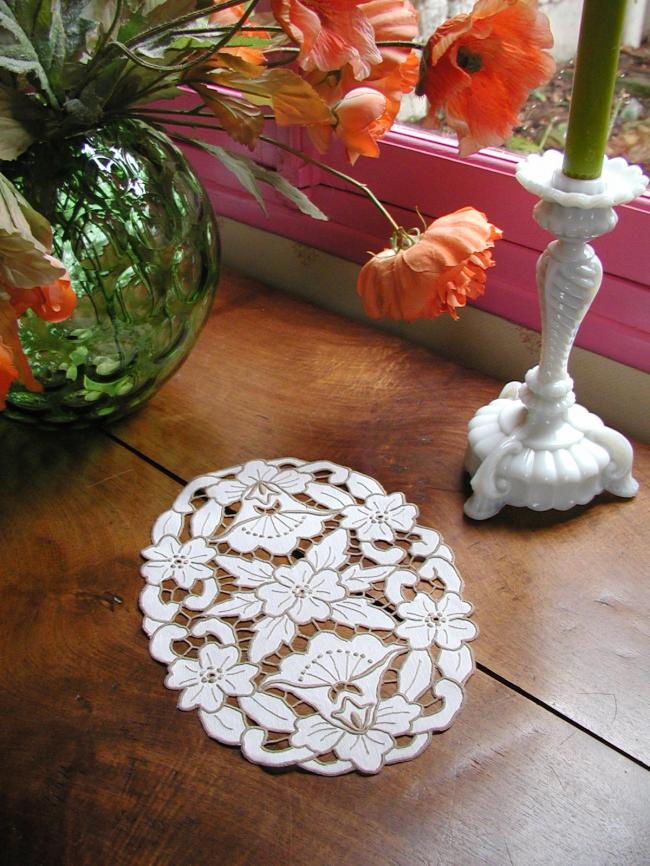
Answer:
176, 116, 650, 373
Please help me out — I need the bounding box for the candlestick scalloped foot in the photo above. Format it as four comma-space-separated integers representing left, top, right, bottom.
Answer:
464, 381, 638, 519
464, 151, 647, 520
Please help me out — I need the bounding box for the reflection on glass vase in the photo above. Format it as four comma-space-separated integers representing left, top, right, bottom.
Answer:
2, 119, 219, 427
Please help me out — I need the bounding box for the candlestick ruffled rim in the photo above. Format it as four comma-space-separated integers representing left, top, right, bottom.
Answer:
516, 149, 648, 208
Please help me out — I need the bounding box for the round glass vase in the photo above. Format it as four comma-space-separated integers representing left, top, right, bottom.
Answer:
3, 119, 220, 427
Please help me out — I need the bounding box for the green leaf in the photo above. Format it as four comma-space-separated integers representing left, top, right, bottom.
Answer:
0, 113, 33, 160
116, 0, 201, 44
0, 228, 64, 288
0, 1, 57, 103
61, 0, 99, 63
0, 171, 64, 288
0, 172, 50, 246
0, 84, 36, 159
227, 35, 268, 49
195, 84, 264, 149
5, 0, 66, 90
80, 0, 121, 33
186, 138, 328, 221
195, 140, 266, 212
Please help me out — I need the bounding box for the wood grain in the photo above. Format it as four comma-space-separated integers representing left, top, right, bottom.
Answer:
109, 269, 650, 765
1, 422, 649, 866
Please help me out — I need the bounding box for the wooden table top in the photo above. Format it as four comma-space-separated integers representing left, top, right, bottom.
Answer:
1, 269, 649, 866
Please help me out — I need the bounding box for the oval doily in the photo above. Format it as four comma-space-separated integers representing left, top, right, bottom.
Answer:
140, 458, 477, 775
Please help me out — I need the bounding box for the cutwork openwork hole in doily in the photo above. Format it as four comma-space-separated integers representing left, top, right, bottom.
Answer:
140, 458, 478, 775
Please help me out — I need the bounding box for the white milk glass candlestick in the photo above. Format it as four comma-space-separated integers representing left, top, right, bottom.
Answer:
464, 150, 648, 520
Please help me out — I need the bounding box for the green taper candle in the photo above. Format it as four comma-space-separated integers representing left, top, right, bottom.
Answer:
562, 0, 627, 180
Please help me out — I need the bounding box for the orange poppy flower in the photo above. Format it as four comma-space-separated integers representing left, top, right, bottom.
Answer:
357, 207, 503, 321
272, 0, 382, 79
416, 0, 555, 156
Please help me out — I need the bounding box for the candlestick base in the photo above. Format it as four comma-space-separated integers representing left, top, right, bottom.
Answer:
464, 151, 647, 521
463, 377, 637, 520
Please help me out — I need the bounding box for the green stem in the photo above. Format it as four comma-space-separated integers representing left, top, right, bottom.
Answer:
208, 0, 262, 55
136, 114, 400, 233
113, 0, 264, 77
537, 117, 558, 152
77, 0, 125, 90
111, 40, 217, 73
562, 0, 627, 179
260, 133, 400, 233
125, 0, 248, 47
171, 24, 284, 35
130, 115, 230, 131
376, 40, 423, 49
134, 106, 212, 117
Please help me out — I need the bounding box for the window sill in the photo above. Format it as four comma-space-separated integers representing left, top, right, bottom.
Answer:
167, 111, 650, 374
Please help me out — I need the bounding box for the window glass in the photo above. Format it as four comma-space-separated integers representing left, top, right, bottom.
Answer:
400, 1, 650, 175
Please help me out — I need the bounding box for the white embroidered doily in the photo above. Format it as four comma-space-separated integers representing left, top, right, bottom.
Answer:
140, 458, 477, 775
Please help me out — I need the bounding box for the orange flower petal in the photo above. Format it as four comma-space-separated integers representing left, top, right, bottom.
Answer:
360, 0, 419, 67
306, 49, 418, 163
357, 207, 503, 321
210, 3, 269, 65
10, 262, 76, 323
334, 87, 388, 163
417, 0, 555, 155
0, 297, 41, 397
272, 0, 382, 79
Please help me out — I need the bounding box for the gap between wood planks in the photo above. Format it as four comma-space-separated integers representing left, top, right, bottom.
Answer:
103, 429, 650, 776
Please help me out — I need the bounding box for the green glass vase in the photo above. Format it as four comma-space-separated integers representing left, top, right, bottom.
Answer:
3, 119, 219, 426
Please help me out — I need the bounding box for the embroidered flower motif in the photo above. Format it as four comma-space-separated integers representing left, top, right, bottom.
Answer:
340, 492, 417, 542
166, 644, 257, 712
207, 459, 312, 506
265, 632, 420, 773
396, 592, 476, 650
257, 559, 346, 624
208, 529, 395, 660
141, 535, 215, 589
357, 208, 502, 321
207, 460, 328, 555
291, 693, 420, 773
416, 0, 555, 156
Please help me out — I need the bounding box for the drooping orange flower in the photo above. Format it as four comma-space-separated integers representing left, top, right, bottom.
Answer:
272, 0, 383, 79
358, 207, 502, 321
416, 0, 555, 156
